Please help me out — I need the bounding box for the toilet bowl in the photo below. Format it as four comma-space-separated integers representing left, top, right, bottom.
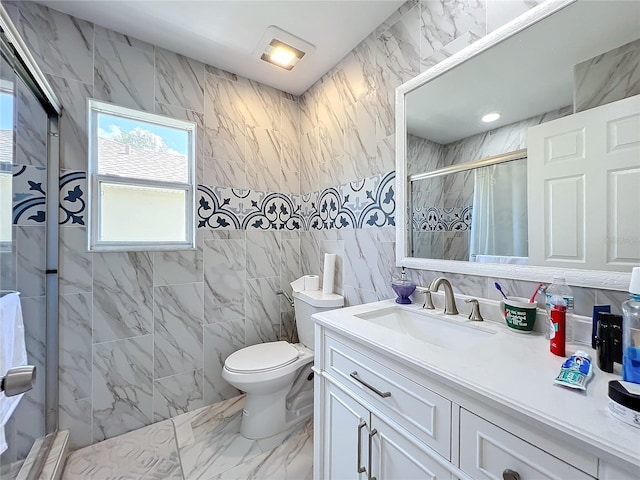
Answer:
222, 288, 343, 439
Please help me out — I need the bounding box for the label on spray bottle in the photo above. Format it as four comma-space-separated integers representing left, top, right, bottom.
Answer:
550, 297, 567, 357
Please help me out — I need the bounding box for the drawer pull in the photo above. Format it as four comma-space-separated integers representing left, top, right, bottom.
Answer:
357, 420, 366, 474
503, 469, 521, 480
350, 371, 391, 398
368, 428, 378, 480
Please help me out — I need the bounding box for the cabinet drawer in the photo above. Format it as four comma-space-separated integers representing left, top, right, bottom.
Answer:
459, 409, 593, 480
324, 334, 452, 459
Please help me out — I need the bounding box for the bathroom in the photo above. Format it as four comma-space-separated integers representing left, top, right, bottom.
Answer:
0, 0, 638, 479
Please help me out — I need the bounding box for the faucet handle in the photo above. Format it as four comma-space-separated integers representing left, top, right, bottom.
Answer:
415, 286, 435, 309
465, 299, 484, 321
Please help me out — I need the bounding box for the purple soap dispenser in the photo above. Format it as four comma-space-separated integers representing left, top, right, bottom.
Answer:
391, 267, 416, 304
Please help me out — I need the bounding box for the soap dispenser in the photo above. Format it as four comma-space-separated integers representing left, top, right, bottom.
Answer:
391, 267, 416, 304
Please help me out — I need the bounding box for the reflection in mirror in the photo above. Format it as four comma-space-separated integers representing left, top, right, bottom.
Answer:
400, 0, 640, 278
410, 157, 528, 263
0, 53, 14, 284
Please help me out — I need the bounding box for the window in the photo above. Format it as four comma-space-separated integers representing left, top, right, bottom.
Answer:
0, 87, 13, 248
87, 99, 196, 251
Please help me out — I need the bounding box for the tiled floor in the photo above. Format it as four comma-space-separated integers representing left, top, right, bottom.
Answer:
61, 395, 313, 480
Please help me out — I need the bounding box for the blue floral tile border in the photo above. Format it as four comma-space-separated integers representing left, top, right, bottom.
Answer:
197, 186, 300, 230
197, 171, 396, 232
10, 168, 397, 232
299, 171, 395, 230
412, 206, 472, 232
59, 170, 87, 225
12, 164, 46, 225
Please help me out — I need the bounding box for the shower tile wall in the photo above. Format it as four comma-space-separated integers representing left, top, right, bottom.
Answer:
11, 0, 636, 452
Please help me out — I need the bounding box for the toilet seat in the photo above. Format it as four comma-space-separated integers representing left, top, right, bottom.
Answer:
225, 341, 299, 374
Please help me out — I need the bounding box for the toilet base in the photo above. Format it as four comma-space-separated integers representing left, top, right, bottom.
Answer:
240, 385, 314, 440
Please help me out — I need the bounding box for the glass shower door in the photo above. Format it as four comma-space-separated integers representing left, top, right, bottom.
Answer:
0, 44, 52, 480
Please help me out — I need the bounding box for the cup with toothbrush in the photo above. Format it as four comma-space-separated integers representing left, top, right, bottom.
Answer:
496, 282, 539, 333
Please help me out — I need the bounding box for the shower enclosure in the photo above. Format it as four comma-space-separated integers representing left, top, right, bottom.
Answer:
0, 5, 60, 479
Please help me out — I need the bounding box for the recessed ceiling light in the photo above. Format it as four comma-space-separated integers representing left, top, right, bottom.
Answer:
261, 39, 305, 71
254, 26, 315, 73
482, 112, 501, 123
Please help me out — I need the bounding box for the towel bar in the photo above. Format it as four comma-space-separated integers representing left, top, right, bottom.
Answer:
1, 365, 36, 397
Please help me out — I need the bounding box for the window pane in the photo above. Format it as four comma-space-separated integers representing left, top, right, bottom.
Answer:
99, 183, 187, 243
97, 112, 189, 183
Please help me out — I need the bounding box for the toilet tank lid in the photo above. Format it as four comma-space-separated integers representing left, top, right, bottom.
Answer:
293, 290, 344, 308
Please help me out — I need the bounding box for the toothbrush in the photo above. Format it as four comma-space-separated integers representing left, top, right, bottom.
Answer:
529, 283, 545, 303
494, 282, 508, 299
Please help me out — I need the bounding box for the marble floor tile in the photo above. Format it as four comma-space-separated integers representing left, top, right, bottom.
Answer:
208, 420, 314, 480
61, 395, 314, 480
62, 420, 182, 480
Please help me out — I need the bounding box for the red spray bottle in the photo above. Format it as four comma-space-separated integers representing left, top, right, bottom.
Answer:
550, 296, 567, 357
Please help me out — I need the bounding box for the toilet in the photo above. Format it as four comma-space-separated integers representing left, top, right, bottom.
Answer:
222, 289, 343, 439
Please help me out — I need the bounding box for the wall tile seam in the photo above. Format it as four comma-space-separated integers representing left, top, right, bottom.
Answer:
152, 280, 205, 288
153, 367, 203, 383
90, 332, 153, 347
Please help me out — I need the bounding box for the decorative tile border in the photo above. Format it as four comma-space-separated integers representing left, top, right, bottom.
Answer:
299, 171, 396, 230
10, 169, 396, 232
59, 170, 87, 225
412, 206, 472, 232
12, 164, 47, 224
197, 186, 300, 231
197, 171, 396, 232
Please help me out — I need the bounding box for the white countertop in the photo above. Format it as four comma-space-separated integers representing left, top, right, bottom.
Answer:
313, 298, 640, 469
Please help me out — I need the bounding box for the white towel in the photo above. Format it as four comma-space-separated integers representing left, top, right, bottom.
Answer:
0, 292, 27, 455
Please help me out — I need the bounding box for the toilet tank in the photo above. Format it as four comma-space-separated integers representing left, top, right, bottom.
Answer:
293, 290, 344, 348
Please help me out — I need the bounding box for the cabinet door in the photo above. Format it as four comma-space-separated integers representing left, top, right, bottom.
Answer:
370, 414, 454, 480
323, 381, 371, 480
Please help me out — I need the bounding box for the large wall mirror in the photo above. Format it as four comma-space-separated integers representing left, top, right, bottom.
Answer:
396, 0, 640, 290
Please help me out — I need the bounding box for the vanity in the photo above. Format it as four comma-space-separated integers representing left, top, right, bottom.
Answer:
311, 295, 640, 480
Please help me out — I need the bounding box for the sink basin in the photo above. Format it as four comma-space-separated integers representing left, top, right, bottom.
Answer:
355, 307, 495, 350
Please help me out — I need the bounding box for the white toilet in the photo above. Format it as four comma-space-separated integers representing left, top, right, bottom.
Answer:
222, 289, 343, 439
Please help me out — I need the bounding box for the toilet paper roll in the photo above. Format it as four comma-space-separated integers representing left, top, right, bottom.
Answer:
292, 275, 320, 292
322, 253, 336, 295
304, 275, 320, 291
290, 276, 306, 293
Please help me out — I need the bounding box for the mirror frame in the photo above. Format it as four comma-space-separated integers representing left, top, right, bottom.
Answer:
395, 0, 631, 291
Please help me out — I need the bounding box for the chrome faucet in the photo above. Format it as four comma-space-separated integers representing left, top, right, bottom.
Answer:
465, 299, 484, 321
415, 286, 435, 309
428, 277, 459, 315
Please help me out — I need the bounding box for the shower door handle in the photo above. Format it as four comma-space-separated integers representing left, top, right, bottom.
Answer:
1, 366, 36, 397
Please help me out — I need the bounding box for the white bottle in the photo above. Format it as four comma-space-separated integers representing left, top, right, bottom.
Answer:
545, 277, 574, 342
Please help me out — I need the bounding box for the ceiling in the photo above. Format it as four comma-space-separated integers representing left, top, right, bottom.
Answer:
406, 0, 640, 144
36, 0, 404, 95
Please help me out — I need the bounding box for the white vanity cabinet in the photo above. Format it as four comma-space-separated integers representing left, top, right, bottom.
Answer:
314, 325, 639, 480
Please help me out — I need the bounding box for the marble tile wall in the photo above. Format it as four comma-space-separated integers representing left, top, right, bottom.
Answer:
573, 38, 640, 113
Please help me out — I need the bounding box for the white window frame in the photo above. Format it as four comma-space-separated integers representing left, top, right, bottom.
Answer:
87, 99, 196, 252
